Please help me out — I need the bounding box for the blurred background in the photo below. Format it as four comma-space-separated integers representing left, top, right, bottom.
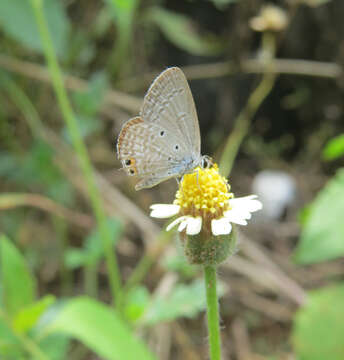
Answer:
1, 0, 344, 359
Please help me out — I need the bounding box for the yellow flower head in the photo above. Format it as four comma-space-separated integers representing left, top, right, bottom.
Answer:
174, 164, 233, 221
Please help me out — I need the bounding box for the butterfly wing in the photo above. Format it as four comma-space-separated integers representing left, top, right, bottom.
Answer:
117, 67, 202, 190
117, 117, 190, 189
140, 67, 201, 157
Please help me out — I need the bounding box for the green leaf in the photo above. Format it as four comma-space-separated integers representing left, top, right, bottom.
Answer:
65, 217, 122, 269
323, 134, 344, 160
12, 295, 55, 333
0, 0, 70, 57
146, 7, 223, 56
142, 279, 226, 326
124, 286, 150, 323
293, 169, 344, 264
298, 203, 312, 227
38, 333, 70, 360
0, 318, 23, 358
48, 297, 157, 360
0, 235, 36, 316
292, 284, 344, 360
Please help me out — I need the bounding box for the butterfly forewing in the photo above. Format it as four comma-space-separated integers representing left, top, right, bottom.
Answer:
116, 67, 203, 190
141, 67, 201, 156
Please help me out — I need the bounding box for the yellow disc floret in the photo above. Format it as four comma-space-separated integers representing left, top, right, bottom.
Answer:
173, 164, 233, 221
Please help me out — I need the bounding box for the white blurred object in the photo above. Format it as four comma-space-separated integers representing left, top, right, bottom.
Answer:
252, 170, 296, 220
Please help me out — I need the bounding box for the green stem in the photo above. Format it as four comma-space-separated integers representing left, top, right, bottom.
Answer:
30, 0, 121, 307
204, 265, 221, 360
219, 32, 277, 178
84, 262, 98, 298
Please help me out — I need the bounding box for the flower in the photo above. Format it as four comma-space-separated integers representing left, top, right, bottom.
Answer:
150, 164, 262, 265
150, 164, 262, 237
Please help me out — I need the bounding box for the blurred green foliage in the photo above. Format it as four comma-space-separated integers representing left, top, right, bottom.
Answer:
0, 0, 69, 57
0, 0, 343, 358
47, 297, 156, 360
141, 279, 226, 326
65, 217, 122, 269
146, 7, 223, 56
0, 235, 224, 359
294, 169, 344, 264
0, 141, 74, 204
0, 235, 69, 359
1, 235, 36, 316
323, 134, 344, 160
292, 284, 344, 360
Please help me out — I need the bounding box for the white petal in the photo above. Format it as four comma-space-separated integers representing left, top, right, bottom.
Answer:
150, 204, 180, 218
230, 196, 263, 213
178, 220, 188, 232
166, 216, 187, 231
223, 210, 248, 225
185, 217, 202, 235
229, 206, 252, 219
211, 218, 232, 236
223, 195, 262, 226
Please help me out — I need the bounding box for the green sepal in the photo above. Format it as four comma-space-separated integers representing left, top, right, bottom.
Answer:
180, 225, 237, 265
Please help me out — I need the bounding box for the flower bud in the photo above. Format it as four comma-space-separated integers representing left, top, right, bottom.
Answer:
250, 5, 288, 32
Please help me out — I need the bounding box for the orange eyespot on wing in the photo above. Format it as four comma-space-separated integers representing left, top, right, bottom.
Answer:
124, 157, 136, 167
127, 166, 138, 176
122, 157, 138, 176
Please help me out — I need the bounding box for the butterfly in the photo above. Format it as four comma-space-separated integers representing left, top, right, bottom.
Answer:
116, 67, 209, 190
